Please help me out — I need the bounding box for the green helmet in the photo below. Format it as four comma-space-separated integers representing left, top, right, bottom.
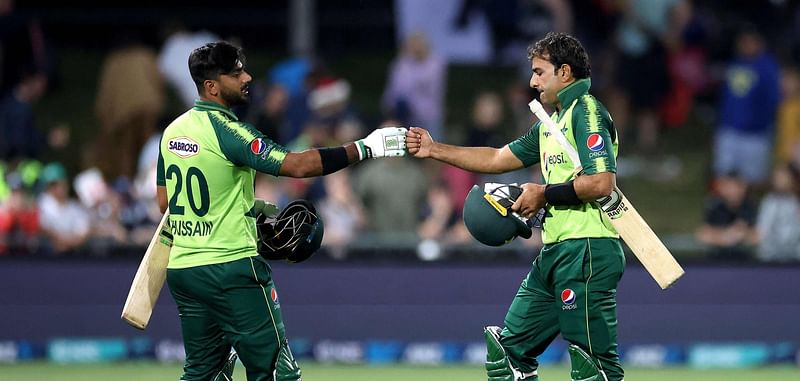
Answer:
462, 184, 532, 246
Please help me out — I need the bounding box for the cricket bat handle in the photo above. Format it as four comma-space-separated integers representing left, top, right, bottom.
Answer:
528, 99, 581, 165
528, 99, 548, 123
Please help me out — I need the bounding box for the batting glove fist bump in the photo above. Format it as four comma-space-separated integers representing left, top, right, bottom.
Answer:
356, 127, 408, 160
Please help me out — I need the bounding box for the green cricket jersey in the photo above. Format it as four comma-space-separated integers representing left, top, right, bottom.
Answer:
157, 100, 288, 269
508, 79, 619, 244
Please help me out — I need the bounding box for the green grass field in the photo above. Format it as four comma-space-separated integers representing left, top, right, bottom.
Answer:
2, 362, 798, 381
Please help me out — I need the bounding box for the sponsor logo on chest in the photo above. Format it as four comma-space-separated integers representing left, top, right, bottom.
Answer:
543, 151, 569, 174
547, 152, 567, 166
168, 137, 200, 158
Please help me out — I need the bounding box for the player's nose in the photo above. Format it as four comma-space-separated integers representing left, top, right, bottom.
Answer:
529, 77, 539, 90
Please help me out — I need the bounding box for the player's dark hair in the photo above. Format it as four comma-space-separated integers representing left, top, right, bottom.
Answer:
527, 32, 591, 79
188, 41, 246, 92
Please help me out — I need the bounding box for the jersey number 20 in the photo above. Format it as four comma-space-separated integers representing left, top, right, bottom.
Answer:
166, 164, 210, 217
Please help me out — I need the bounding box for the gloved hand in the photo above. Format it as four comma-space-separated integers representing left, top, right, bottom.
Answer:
254, 199, 279, 218
355, 127, 408, 160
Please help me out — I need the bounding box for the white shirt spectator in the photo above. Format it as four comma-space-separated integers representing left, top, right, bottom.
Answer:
756, 193, 800, 261
38, 191, 91, 242
159, 30, 218, 107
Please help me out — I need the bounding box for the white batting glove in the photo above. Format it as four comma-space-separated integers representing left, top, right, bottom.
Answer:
355, 127, 407, 160
254, 198, 279, 218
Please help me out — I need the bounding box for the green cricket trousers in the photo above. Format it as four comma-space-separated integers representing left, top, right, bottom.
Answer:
167, 255, 285, 381
500, 237, 625, 381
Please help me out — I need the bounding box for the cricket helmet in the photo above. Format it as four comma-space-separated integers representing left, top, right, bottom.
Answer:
257, 199, 324, 263
462, 184, 532, 246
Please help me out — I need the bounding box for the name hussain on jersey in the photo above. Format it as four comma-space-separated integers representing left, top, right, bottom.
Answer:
170, 219, 214, 237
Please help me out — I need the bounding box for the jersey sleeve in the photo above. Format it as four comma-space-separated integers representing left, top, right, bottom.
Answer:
572, 96, 617, 175
211, 114, 288, 176
507, 122, 541, 168
156, 150, 166, 186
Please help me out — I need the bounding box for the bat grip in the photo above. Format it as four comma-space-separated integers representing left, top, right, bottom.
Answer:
528, 100, 557, 130
528, 100, 544, 114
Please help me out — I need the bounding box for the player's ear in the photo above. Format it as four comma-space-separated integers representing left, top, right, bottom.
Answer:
203, 79, 218, 96
559, 64, 572, 82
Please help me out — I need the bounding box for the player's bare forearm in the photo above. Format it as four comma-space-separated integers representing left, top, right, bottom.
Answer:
280, 144, 359, 178
281, 128, 406, 177
279, 150, 323, 177
574, 171, 615, 200
407, 127, 523, 174
430, 143, 512, 174
157, 186, 168, 213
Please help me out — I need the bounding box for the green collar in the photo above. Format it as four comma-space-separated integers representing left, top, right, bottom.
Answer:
193, 100, 239, 121
556, 78, 591, 110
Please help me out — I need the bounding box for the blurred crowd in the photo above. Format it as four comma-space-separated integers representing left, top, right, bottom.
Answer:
2, 0, 800, 262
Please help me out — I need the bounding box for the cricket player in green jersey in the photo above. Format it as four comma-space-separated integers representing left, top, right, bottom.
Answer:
407, 32, 625, 381
156, 41, 406, 381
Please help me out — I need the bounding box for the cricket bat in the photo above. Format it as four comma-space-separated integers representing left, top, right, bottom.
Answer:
121, 212, 172, 329
529, 100, 684, 289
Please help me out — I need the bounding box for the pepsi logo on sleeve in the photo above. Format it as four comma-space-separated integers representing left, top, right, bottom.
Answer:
586, 134, 604, 151
250, 138, 267, 155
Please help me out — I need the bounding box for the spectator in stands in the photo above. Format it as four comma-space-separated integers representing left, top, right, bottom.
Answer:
266, 57, 324, 145
383, 32, 446, 140
455, 0, 572, 65
249, 83, 289, 144
121, 118, 165, 246
418, 181, 454, 242
158, 20, 218, 108
695, 171, 758, 261
72, 168, 128, 253
115, 176, 157, 247
0, 168, 39, 255
755, 163, 800, 262
466, 91, 507, 148
775, 67, 800, 166
659, 0, 711, 130
607, 0, 688, 178
94, 32, 165, 180
37, 163, 90, 255
308, 76, 364, 146
0, 0, 49, 96
355, 122, 428, 241
418, 180, 471, 247
0, 71, 48, 161
506, 81, 535, 137
465, 90, 527, 185
713, 24, 781, 187
317, 169, 365, 259
355, 156, 428, 240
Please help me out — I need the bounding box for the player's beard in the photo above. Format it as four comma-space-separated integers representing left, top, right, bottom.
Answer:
221, 84, 250, 106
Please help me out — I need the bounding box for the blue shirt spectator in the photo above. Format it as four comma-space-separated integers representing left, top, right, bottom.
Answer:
0, 72, 48, 161
714, 25, 781, 185
718, 49, 781, 134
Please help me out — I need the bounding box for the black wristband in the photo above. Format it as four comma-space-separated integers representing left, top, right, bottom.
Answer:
544, 181, 582, 206
319, 147, 349, 175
